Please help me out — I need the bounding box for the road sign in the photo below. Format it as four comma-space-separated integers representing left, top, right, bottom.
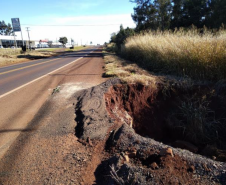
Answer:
11, 18, 21, 32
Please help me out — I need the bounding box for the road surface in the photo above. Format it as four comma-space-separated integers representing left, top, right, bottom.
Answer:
0, 47, 96, 97
0, 47, 106, 161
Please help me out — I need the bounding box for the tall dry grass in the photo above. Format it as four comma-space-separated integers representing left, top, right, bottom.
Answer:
0, 48, 21, 56
122, 28, 226, 81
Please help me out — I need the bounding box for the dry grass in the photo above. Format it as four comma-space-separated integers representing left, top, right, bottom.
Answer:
103, 52, 160, 87
103, 48, 226, 152
122, 28, 226, 81
0, 49, 54, 67
0, 46, 85, 67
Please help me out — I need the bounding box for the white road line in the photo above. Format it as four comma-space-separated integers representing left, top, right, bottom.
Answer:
0, 48, 97, 99
0, 58, 44, 70
0, 48, 92, 70
0, 57, 83, 99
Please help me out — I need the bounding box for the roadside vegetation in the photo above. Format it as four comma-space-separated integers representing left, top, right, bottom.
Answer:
0, 46, 86, 67
103, 51, 160, 86
104, 23, 226, 162
0, 48, 59, 67
122, 28, 226, 81
104, 42, 226, 161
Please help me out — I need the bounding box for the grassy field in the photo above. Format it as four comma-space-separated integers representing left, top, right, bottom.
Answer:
0, 46, 87, 67
121, 28, 226, 81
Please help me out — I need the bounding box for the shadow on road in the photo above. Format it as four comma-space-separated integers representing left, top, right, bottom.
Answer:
16, 48, 103, 60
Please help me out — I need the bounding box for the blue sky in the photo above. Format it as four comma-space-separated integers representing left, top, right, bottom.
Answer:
1, 0, 136, 44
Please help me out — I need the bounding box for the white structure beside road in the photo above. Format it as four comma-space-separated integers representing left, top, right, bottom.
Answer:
0, 36, 64, 48
0, 35, 35, 48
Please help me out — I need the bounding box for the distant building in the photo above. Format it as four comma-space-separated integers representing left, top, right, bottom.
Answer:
35, 39, 63, 48
0, 35, 35, 48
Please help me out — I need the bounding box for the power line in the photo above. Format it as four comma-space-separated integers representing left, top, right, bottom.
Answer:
21, 23, 125, 27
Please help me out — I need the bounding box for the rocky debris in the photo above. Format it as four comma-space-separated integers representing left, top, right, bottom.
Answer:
150, 162, 159, 170
188, 165, 196, 173
160, 147, 174, 157
95, 123, 226, 184
87, 137, 93, 146
203, 163, 211, 172
74, 79, 226, 184
122, 154, 130, 163
125, 149, 137, 158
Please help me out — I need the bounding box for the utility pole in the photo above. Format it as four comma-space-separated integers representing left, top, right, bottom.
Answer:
20, 30, 24, 47
13, 32, 17, 48
26, 27, 31, 49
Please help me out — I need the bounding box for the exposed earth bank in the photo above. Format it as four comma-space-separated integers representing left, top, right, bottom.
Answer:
76, 78, 226, 184
0, 78, 225, 184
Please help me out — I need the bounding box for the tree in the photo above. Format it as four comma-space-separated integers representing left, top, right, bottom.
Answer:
110, 32, 117, 43
59, 37, 68, 47
0, 21, 13, 35
131, 0, 159, 31
130, 0, 225, 31
111, 25, 135, 49
154, 0, 172, 30
180, 0, 211, 28
210, 0, 226, 28
131, 0, 172, 31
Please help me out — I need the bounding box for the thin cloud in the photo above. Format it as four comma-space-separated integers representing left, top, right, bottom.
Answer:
50, 14, 136, 25
54, 0, 104, 10
19, 14, 135, 44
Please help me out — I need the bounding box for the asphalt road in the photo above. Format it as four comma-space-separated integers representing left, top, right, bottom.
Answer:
0, 47, 97, 97
0, 47, 107, 184
0, 47, 106, 161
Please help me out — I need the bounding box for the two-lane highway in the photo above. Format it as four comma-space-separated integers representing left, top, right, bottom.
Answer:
0, 47, 106, 160
0, 47, 96, 97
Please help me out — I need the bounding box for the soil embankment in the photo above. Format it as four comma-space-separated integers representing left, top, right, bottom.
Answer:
1, 77, 225, 184
0, 49, 225, 184
75, 79, 226, 184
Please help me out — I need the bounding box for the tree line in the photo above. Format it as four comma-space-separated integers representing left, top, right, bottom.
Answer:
130, 0, 226, 31
0, 21, 13, 35
110, 0, 225, 49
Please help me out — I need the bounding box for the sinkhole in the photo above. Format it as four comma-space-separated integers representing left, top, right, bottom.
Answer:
104, 83, 226, 162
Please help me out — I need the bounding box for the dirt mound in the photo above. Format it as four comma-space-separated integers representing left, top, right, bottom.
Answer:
75, 78, 121, 140
75, 79, 226, 184
96, 125, 226, 184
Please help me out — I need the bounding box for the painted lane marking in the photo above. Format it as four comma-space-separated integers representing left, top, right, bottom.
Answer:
0, 57, 83, 99
0, 47, 93, 70
0, 58, 44, 70
0, 58, 60, 76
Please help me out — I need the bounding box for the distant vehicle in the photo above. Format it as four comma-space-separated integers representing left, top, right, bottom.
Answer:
0, 45, 4, 49
37, 44, 49, 48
